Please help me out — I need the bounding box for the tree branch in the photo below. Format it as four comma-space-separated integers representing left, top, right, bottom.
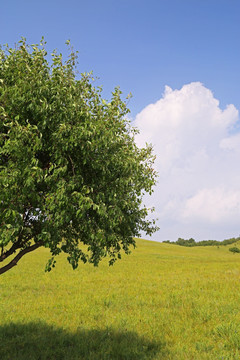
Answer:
0, 240, 22, 262
68, 155, 75, 176
0, 208, 37, 262
0, 233, 33, 262
0, 241, 43, 275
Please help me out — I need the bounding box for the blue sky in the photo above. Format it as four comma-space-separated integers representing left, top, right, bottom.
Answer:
2, 0, 240, 116
2, 0, 240, 241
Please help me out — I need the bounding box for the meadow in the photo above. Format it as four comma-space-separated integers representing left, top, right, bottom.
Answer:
1, 238, 240, 359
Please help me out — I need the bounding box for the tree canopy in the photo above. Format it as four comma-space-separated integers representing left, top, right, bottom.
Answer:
0, 38, 158, 275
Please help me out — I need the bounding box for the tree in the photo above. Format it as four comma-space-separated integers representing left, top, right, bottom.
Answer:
0, 38, 158, 275
229, 247, 240, 254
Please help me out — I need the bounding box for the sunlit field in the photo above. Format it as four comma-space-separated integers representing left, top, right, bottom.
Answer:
1, 238, 240, 359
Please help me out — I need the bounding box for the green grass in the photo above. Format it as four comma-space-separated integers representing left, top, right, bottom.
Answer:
1, 239, 240, 359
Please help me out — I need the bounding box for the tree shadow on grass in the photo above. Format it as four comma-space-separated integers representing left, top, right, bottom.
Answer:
0, 321, 169, 360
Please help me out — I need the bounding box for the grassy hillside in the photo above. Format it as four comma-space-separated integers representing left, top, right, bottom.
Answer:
1, 239, 240, 359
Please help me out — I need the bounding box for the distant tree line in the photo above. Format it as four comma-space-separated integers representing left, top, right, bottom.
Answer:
163, 237, 240, 247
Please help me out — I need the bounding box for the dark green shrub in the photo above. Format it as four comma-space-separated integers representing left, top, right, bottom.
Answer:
229, 247, 240, 254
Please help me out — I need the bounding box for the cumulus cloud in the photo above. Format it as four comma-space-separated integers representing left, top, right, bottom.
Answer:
182, 187, 240, 224
134, 82, 240, 241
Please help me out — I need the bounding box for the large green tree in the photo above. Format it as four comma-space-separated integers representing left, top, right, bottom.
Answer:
0, 38, 158, 275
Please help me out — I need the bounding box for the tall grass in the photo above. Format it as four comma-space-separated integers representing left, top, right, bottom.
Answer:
1, 239, 240, 359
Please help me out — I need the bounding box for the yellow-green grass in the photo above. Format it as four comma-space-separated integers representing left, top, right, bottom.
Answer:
1, 239, 240, 359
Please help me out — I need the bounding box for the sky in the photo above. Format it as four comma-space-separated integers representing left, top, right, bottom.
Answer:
1, 0, 240, 241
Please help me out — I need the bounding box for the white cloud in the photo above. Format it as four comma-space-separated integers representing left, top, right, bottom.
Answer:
182, 187, 240, 224
134, 82, 240, 241
220, 133, 240, 152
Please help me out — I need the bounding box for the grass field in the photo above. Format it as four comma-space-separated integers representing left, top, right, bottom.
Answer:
1, 238, 240, 359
